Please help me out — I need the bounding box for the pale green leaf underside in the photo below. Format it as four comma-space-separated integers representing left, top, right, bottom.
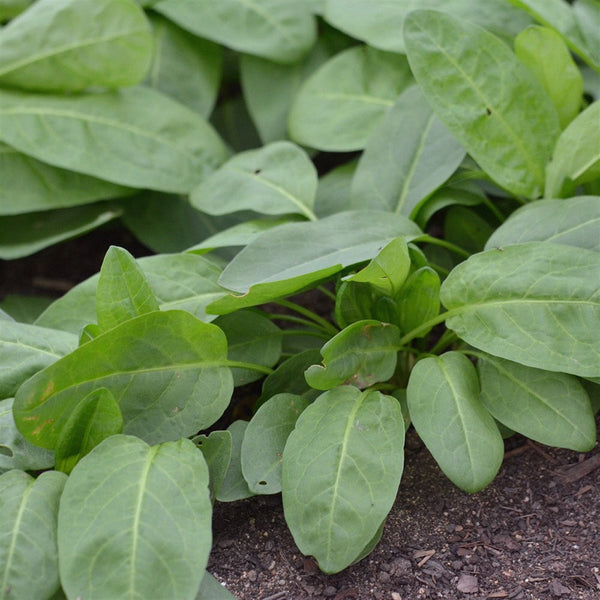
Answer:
58, 436, 211, 600
441, 243, 600, 377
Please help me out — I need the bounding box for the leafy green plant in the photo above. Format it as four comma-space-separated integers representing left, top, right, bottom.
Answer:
1, 0, 599, 597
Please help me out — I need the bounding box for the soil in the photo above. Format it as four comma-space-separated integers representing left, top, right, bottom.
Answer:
2, 226, 599, 600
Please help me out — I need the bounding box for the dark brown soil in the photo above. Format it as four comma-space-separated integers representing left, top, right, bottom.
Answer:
2, 226, 600, 600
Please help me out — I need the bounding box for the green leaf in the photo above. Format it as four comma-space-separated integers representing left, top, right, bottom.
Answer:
441, 243, 600, 377
0, 0, 152, 92
545, 101, 600, 198
477, 354, 596, 452
96, 246, 160, 332
36, 253, 225, 333
485, 196, 600, 252
0, 86, 228, 193
0, 321, 77, 400
350, 86, 465, 216
404, 10, 560, 198
0, 399, 54, 473
444, 206, 494, 254
344, 237, 411, 296
54, 388, 123, 475
288, 46, 413, 151
572, 0, 600, 68
415, 182, 484, 228
193, 430, 232, 502
195, 572, 236, 600
324, 0, 533, 53
14, 310, 233, 447
0, 470, 66, 600
282, 387, 405, 573
216, 211, 423, 295
0, 295, 53, 324
241, 393, 310, 494
216, 420, 254, 502
0, 1, 33, 21
145, 14, 222, 117
0, 143, 133, 215
216, 310, 282, 386
315, 159, 357, 218
395, 266, 440, 337
407, 352, 504, 492
305, 321, 401, 390
190, 141, 318, 219
515, 26, 583, 129
58, 435, 211, 600
0, 203, 122, 259
154, 0, 316, 64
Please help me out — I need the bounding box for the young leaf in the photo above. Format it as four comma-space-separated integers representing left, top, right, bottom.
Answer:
485, 196, 600, 252
145, 14, 222, 117
395, 266, 440, 337
407, 352, 504, 492
0, 203, 122, 260
0, 320, 77, 399
282, 387, 405, 573
241, 393, 310, 494
345, 237, 411, 296
0, 143, 133, 215
14, 310, 233, 447
216, 421, 254, 502
58, 435, 212, 600
350, 86, 465, 216
216, 310, 282, 386
0, 86, 228, 193
190, 141, 318, 219
305, 320, 401, 390
36, 253, 225, 334
193, 430, 232, 502
441, 243, 600, 377
0, 399, 54, 473
96, 246, 159, 332
404, 10, 560, 198
288, 46, 413, 151
0, 470, 67, 600
334, 281, 379, 329
477, 354, 596, 452
154, 0, 316, 64
54, 388, 123, 475
0, 0, 152, 92
514, 26, 583, 129
545, 101, 600, 198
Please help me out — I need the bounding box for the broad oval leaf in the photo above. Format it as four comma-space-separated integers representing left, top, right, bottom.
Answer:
36, 253, 225, 333
0, 143, 133, 215
0, 321, 77, 400
288, 46, 413, 151
216, 420, 254, 502
485, 196, 600, 252
404, 10, 560, 198
96, 246, 159, 332
0, 86, 228, 193
145, 14, 222, 117
441, 243, 600, 377
514, 26, 583, 129
350, 86, 465, 216
0, 469, 67, 600
407, 352, 504, 492
241, 393, 310, 494
324, 0, 532, 53
190, 141, 318, 219
0, 399, 54, 473
0, 0, 152, 92
545, 101, 600, 198
14, 310, 233, 447
54, 388, 123, 475
282, 387, 405, 573
305, 321, 401, 390
58, 435, 211, 600
154, 0, 316, 64
477, 354, 596, 452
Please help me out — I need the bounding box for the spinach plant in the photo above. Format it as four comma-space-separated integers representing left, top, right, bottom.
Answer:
1, 0, 600, 597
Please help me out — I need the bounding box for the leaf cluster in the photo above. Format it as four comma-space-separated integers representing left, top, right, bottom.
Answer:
1, 0, 600, 596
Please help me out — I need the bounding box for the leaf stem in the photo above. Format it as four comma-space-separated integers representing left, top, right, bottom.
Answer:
317, 285, 336, 302
420, 235, 470, 259
279, 329, 331, 340
224, 360, 274, 375
275, 299, 338, 336
397, 311, 452, 346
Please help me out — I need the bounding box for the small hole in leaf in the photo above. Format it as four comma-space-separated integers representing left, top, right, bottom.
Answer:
0, 445, 13, 457
253, 168, 262, 175
258, 480, 267, 486
486, 107, 492, 116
